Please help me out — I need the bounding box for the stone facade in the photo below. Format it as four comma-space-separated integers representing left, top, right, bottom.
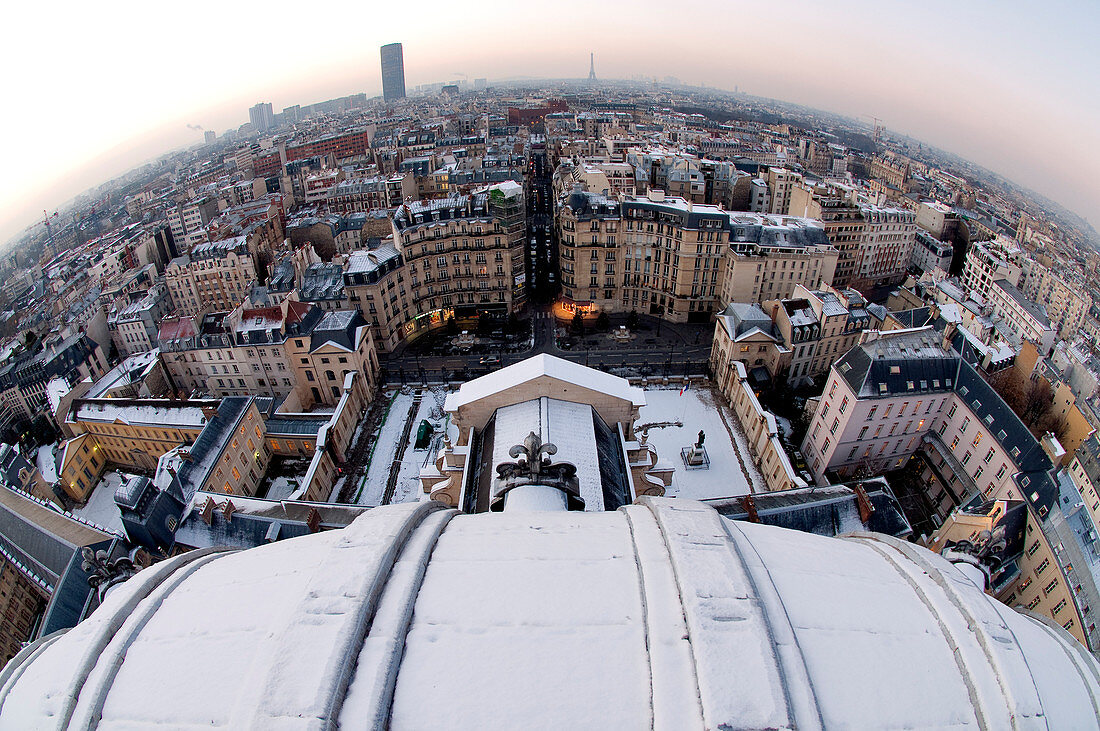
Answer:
385, 184, 526, 342
159, 300, 378, 411
557, 190, 838, 324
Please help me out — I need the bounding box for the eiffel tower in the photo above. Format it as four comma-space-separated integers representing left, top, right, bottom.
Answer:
588, 53, 596, 81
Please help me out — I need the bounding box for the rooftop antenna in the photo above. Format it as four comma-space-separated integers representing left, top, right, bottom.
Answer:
588, 53, 597, 82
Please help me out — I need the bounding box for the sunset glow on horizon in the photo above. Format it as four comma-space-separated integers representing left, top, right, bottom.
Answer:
2, 0, 1097, 245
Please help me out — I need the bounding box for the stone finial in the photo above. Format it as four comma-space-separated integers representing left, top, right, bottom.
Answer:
81, 547, 137, 600
505, 431, 559, 481
495, 431, 578, 496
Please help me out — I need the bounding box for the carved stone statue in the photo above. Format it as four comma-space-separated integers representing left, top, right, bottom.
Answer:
697, 430, 705, 448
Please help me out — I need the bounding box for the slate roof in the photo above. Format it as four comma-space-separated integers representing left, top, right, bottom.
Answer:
266, 259, 296, 293
310, 310, 365, 353
173, 493, 369, 550
834, 328, 1058, 514
562, 190, 621, 220
835, 329, 957, 399
707, 479, 911, 538
113, 475, 153, 511
299, 263, 345, 302
993, 279, 1050, 327
716, 303, 778, 340
953, 363, 1057, 512
170, 397, 252, 503
889, 307, 933, 329
343, 245, 402, 285
0, 484, 114, 592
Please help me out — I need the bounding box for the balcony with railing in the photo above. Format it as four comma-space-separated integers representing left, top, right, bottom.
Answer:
921, 431, 981, 506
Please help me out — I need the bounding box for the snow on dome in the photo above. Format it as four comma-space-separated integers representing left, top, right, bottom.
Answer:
1, 499, 1098, 729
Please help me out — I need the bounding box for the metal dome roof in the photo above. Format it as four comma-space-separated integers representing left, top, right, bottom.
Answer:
1, 498, 1098, 729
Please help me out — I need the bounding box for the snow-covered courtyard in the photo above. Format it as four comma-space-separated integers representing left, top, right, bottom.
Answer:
354, 388, 450, 506
36, 444, 58, 484
71, 471, 128, 535
390, 388, 450, 504
637, 386, 764, 499
353, 391, 413, 506
347, 381, 762, 508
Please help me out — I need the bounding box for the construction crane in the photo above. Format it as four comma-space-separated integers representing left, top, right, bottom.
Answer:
861, 114, 884, 143
42, 209, 59, 242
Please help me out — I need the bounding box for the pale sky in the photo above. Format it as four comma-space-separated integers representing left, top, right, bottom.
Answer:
2, 0, 1097, 246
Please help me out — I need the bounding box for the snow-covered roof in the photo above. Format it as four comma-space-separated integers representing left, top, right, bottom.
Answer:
84, 349, 160, 398
445, 353, 645, 413
3, 498, 1097, 728
491, 398, 606, 511
45, 377, 71, 416
344, 244, 400, 276
71, 400, 211, 429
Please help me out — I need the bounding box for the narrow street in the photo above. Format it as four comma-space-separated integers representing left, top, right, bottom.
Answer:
380, 317, 712, 385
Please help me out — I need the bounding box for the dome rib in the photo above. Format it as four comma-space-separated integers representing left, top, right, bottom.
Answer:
1021, 609, 1100, 720
848, 531, 1100, 727
619, 506, 658, 730
620, 504, 704, 729
639, 498, 793, 729
340, 508, 455, 728
241, 501, 448, 730
71, 549, 233, 729
848, 534, 1002, 729
720, 517, 826, 731
30, 546, 234, 728
0, 629, 68, 718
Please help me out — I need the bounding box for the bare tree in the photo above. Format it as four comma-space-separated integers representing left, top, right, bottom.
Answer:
988, 369, 1064, 440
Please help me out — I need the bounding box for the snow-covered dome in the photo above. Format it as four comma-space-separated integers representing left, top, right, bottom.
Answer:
2, 498, 1098, 729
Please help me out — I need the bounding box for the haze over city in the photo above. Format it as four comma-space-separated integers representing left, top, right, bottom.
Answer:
2, 0, 1098, 246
